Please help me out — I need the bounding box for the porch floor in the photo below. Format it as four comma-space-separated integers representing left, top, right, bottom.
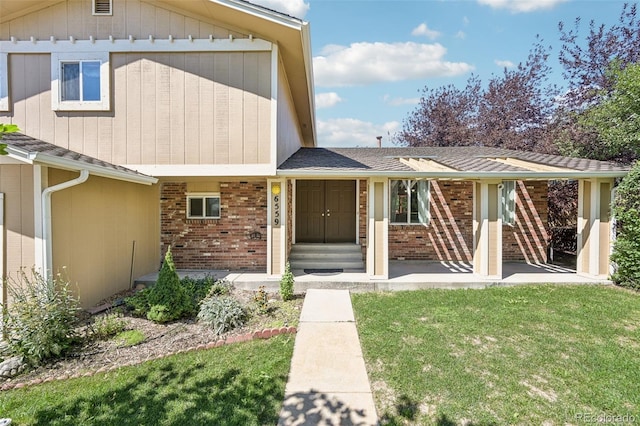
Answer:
135, 261, 612, 292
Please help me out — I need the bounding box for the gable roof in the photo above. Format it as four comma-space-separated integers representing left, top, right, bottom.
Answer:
2, 133, 157, 185
278, 147, 630, 179
0, 0, 316, 148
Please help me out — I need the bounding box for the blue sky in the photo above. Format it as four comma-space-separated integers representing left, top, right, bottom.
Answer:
254, 0, 630, 147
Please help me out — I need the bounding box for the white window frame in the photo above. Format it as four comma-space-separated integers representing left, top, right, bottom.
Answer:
389, 179, 430, 225
0, 53, 8, 111
92, 0, 113, 16
51, 52, 110, 111
502, 180, 516, 226
187, 193, 221, 219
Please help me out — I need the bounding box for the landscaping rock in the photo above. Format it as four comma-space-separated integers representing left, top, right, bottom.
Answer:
0, 356, 25, 379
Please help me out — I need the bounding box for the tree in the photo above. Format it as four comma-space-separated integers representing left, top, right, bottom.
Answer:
578, 62, 640, 163
611, 160, 640, 289
0, 123, 19, 155
559, 3, 640, 109
396, 39, 558, 153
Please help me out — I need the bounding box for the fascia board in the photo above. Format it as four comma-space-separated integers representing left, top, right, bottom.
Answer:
33, 153, 157, 185
276, 170, 630, 180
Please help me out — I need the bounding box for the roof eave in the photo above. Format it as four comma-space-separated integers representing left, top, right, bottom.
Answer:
277, 170, 629, 180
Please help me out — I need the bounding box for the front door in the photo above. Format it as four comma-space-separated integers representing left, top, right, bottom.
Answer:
296, 180, 356, 243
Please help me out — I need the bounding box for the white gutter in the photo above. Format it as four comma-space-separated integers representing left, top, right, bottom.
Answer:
41, 170, 89, 277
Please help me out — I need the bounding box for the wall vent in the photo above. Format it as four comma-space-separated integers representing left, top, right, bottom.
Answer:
92, 0, 112, 16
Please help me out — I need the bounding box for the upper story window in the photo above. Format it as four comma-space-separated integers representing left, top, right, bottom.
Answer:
502, 180, 516, 226
187, 194, 221, 219
390, 179, 430, 225
51, 52, 110, 111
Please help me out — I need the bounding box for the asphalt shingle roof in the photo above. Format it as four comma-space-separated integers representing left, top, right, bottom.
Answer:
278, 147, 630, 175
2, 132, 152, 179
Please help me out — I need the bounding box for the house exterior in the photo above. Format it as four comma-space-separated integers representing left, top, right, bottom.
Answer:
0, 0, 629, 309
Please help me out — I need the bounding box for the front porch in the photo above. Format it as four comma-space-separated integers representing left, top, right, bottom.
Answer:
136, 260, 611, 292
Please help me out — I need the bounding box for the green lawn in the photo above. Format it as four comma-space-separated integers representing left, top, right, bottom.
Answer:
0, 335, 294, 426
352, 285, 640, 425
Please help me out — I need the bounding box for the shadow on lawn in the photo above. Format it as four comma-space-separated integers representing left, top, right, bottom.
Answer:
380, 395, 495, 426
29, 360, 286, 425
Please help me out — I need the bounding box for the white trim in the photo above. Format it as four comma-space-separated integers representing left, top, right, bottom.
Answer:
1, 38, 272, 54
576, 179, 586, 274
480, 183, 489, 276
186, 193, 221, 219
277, 170, 629, 180
610, 186, 617, 277
496, 183, 504, 279
266, 179, 285, 276
291, 178, 297, 244
279, 179, 287, 275
270, 44, 279, 173
589, 180, 601, 277
0, 53, 8, 111
367, 178, 388, 279
212, 0, 306, 30
300, 22, 317, 145
125, 164, 274, 178
355, 179, 359, 244
51, 52, 110, 111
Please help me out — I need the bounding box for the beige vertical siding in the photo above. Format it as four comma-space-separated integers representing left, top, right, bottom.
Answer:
374, 182, 384, 276
1, 0, 273, 167
0, 165, 35, 280
50, 169, 159, 308
488, 184, 499, 277
579, 181, 592, 274
2, 51, 272, 166
276, 58, 305, 166
2, 0, 247, 40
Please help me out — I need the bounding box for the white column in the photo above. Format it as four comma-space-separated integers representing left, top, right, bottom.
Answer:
472, 181, 502, 279
367, 178, 388, 279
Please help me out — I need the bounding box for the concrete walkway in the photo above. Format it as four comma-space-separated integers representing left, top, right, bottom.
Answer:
278, 289, 378, 426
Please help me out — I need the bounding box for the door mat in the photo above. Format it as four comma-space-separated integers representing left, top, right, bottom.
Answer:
303, 268, 344, 274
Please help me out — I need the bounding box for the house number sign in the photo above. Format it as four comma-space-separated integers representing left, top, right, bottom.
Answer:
272, 183, 281, 228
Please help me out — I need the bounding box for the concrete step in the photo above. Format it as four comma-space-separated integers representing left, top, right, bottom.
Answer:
289, 244, 364, 271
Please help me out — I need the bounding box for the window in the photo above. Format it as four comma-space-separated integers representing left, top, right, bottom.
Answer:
51, 52, 110, 111
502, 180, 516, 226
187, 194, 221, 219
390, 179, 429, 224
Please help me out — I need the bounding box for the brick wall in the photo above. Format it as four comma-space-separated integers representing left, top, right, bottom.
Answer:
388, 180, 549, 262
503, 180, 549, 262
161, 181, 267, 270
389, 181, 474, 262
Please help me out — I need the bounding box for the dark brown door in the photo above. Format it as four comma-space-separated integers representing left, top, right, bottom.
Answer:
296, 180, 356, 243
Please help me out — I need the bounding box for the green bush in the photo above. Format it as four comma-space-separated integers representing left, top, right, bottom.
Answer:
147, 304, 173, 324
125, 289, 149, 317
280, 262, 294, 301
3, 269, 81, 365
92, 311, 127, 339
207, 278, 233, 297
253, 285, 269, 314
612, 161, 640, 289
198, 296, 247, 335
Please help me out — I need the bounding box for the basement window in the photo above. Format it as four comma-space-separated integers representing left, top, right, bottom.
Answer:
51, 52, 110, 111
187, 194, 221, 219
390, 179, 430, 225
502, 180, 516, 226
93, 0, 113, 16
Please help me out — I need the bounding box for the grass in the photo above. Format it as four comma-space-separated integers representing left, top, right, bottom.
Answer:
352, 285, 640, 425
0, 335, 294, 425
114, 329, 145, 347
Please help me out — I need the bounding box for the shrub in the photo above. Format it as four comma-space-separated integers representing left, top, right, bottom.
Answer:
198, 296, 247, 335
146, 247, 192, 322
125, 289, 150, 317
3, 268, 81, 365
611, 160, 640, 289
181, 275, 215, 311
92, 311, 127, 339
253, 285, 269, 314
207, 278, 233, 297
147, 304, 174, 324
280, 262, 295, 301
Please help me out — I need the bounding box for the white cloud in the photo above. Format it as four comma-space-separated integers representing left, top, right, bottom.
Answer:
495, 59, 515, 68
463, 16, 470, 25
383, 95, 420, 107
455, 31, 466, 39
314, 42, 474, 87
411, 23, 441, 40
250, 0, 310, 18
315, 92, 343, 109
317, 118, 400, 148
477, 0, 568, 13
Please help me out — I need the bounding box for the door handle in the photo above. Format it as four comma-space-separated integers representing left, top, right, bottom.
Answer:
327, 213, 330, 217
321, 213, 325, 217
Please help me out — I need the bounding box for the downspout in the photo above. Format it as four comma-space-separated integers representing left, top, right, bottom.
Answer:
41, 170, 89, 277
